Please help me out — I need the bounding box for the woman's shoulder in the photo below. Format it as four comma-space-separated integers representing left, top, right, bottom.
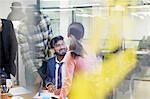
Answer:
64, 51, 79, 62
64, 51, 72, 59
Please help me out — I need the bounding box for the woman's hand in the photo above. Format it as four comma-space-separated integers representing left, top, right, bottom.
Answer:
54, 88, 61, 95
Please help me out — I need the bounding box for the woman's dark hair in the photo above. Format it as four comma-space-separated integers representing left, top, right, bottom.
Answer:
70, 40, 85, 58
68, 22, 85, 58
68, 22, 84, 40
50, 35, 64, 48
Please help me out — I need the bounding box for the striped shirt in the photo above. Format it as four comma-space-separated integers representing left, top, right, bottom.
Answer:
17, 14, 53, 72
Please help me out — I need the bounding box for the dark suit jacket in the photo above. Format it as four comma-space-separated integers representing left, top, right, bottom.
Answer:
1, 19, 17, 76
45, 56, 57, 87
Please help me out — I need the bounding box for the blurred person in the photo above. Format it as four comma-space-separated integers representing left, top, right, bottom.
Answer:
7, 2, 25, 21
31, 5, 53, 59
17, 5, 52, 94
7, 2, 25, 86
0, 18, 17, 78
7, 2, 26, 87
45, 35, 67, 95
7, 2, 25, 34
32, 5, 54, 83
59, 22, 97, 99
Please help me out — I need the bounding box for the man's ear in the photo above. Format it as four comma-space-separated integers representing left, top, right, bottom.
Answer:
50, 49, 55, 54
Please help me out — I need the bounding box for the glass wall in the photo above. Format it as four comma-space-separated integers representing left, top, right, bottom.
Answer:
40, 0, 150, 50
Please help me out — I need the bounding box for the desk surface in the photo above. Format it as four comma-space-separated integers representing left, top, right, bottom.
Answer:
133, 76, 150, 81
7, 86, 32, 99
33, 90, 59, 99
136, 51, 150, 55
6, 87, 59, 99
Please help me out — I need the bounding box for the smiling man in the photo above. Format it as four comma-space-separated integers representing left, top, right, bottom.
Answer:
45, 35, 67, 95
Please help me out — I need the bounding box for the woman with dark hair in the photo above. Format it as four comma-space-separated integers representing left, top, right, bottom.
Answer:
59, 22, 97, 99
67, 22, 85, 57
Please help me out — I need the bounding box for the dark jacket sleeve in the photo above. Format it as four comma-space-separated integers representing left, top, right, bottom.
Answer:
38, 60, 48, 80
45, 57, 55, 87
2, 19, 17, 76
8, 20, 18, 76
45, 60, 52, 87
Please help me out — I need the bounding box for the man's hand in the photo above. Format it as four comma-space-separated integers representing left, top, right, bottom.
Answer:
33, 72, 43, 94
47, 84, 56, 93
54, 88, 61, 95
34, 72, 43, 85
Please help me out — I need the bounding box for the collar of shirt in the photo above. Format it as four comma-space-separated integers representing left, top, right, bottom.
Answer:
55, 56, 65, 64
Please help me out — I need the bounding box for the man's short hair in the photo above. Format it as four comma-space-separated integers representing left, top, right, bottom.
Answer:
50, 35, 64, 48
68, 22, 84, 40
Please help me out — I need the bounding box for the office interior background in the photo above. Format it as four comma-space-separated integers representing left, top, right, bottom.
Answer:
1, 0, 150, 48
1, 0, 150, 99
1, 0, 150, 43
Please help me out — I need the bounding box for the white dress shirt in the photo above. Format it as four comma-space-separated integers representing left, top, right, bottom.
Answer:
55, 57, 66, 89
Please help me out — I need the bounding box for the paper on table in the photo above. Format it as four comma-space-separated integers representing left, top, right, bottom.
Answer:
6, 79, 13, 88
9, 87, 31, 96
12, 96, 24, 99
34, 90, 59, 99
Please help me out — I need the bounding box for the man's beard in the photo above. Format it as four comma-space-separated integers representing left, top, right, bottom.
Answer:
55, 51, 66, 56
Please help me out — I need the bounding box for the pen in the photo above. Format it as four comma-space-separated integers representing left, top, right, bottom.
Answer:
7, 87, 10, 93
38, 82, 43, 96
3, 85, 6, 93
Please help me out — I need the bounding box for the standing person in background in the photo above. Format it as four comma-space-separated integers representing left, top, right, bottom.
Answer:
0, 18, 17, 78
17, 5, 52, 94
7, 2, 25, 34
7, 2, 25, 21
32, 5, 53, 60
59, 22, 97, 99
31, 5, 53, 82
7, 2, 25, 86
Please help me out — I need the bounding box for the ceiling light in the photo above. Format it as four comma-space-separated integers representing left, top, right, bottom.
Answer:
114, 5, 125, 11
40, 8, 76, 11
